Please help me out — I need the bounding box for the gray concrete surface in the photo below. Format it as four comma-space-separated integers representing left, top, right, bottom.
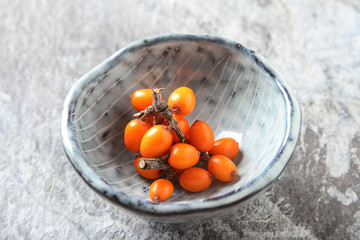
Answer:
1, 0, 360, 239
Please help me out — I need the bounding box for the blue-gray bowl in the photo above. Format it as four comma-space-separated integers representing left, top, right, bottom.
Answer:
61, 34, 301, 225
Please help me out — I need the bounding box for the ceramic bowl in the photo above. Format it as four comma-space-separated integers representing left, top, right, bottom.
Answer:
61, 34, 301, 226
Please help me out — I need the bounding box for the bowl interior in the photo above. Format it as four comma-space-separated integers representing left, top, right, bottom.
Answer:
67, 37, 290, 204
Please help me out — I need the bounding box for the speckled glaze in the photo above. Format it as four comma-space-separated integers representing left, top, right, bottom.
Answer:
61, 34, 301, 223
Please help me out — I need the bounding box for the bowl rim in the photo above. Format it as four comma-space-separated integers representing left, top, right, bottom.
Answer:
61, 33, 302, 219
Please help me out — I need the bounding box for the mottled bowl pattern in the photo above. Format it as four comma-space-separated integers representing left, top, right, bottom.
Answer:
61, 34, 301, 223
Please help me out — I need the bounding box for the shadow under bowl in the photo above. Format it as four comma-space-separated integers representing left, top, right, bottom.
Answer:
61, 34, 301, 224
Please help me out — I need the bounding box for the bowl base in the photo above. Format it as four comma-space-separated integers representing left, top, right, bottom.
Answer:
167, 222, 195, 233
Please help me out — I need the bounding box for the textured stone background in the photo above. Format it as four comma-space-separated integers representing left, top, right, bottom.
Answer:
1, 0, 360, 239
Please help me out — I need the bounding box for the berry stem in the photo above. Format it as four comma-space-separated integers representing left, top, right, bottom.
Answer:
138, 154, 179, 182
134, 88, 186, 143
189, 152, 210, 169
138, 154, 171, 170
199, 152, 210, 161
163, 170, 179, 182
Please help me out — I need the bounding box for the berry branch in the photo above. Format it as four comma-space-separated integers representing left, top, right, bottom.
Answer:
134, 88, 186, 143
138, 154, 171, 170
138, 154, 178, 181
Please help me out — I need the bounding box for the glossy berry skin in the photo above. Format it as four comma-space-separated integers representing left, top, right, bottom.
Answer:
130, 89, 153, 112
149, 179, 174, 202
179, 167, 212, 192
168, 143, 199, 169
124, 119, 151, 153
209, 138, 240, 160
207, 155, 237, 182
171, 115, 190, 143
188, 120, 214, 152
168, 87, 196, 116
134, 155, 162, 179
140, 125, 173, 158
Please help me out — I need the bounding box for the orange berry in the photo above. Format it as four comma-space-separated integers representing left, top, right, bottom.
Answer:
149, 179, 174, 202
140, 125, 173, 158
188, 120, 214, 152
168, 87, 196, 116
209, 138, 240, 159
179, 167, 212, 192
134, 155, 162, 179
130, 89, 153, 112
168, 143, 199, 169
124, 119, 151, 153
207, 155, 237, 182
171, 115, 190, 143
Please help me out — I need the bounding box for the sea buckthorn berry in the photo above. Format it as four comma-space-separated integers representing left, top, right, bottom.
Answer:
168, 87, 196, 116
207, 155, 237, 182
171, 115, 190, 143
124, 119, 151, 153
130, 89, 153, 112
188, 120, 214, 152
209, 138, 240, 160
149, 179, 174, 202
179, 167, 212, 192
168, 143, 199, 169
140, 125, 173, 158
134, 155, 162, 179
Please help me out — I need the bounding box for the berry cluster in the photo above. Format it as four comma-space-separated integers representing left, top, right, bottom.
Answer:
124, 87, 240, 202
